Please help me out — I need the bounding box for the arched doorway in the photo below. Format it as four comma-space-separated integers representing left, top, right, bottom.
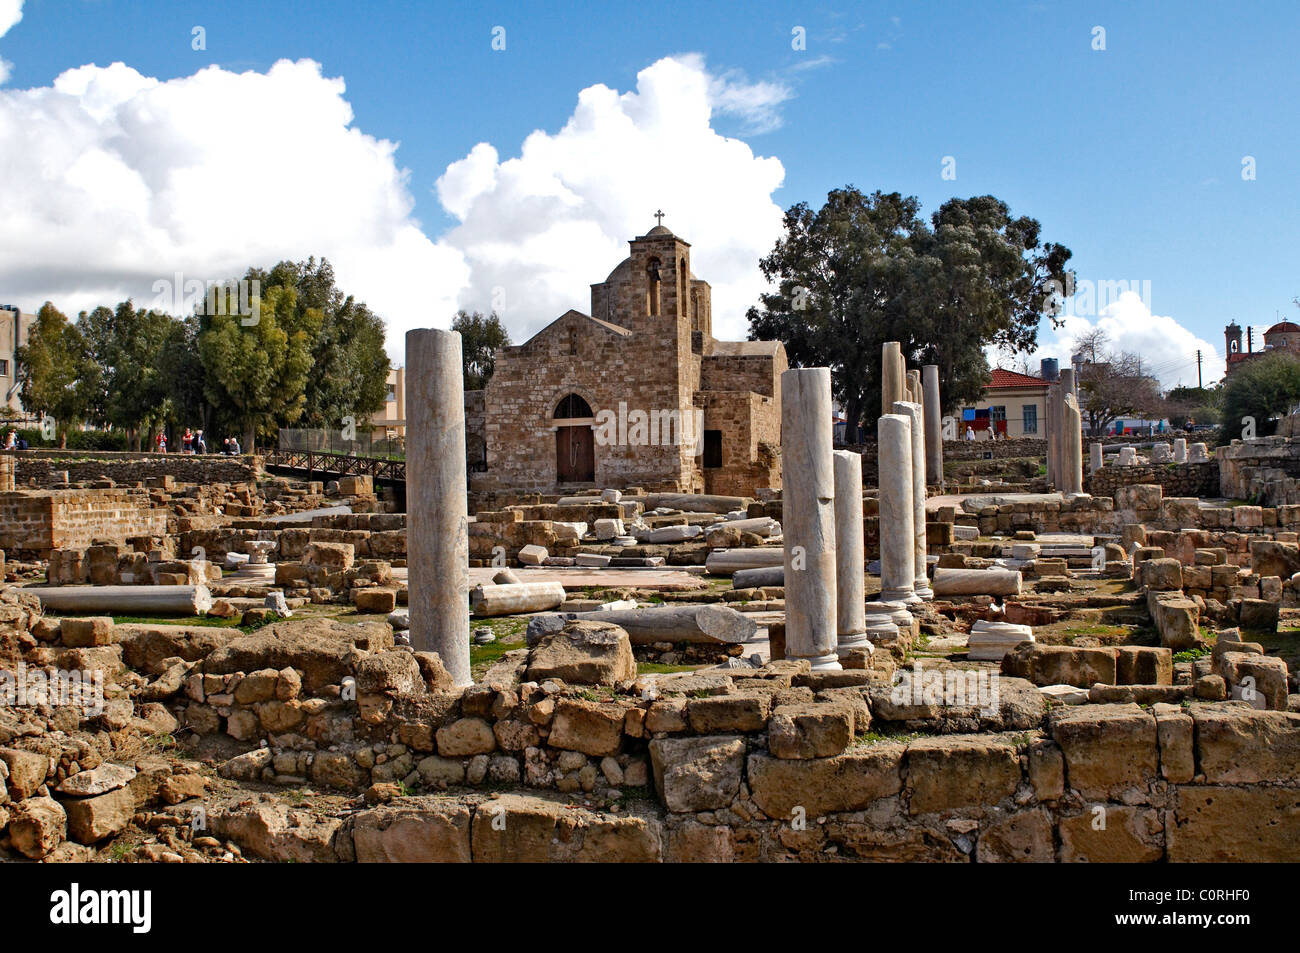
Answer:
554, 393, 595, 483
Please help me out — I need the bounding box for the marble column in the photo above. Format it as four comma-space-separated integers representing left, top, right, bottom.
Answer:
1058, 369, 1076, 487
1089, 442, 1104, 473
406, 328, 472, 686
1173, 438, 1187, 463
881, 342, 904, 417
923, 365, 943, 486
878, 413, 919, 604
781, 367, 841, 670
1045, 382, 1059, 487
833, 450, 869, 657
907, 369, 922, 406
1063, 392, 1084, 495
894, 400, 932, 599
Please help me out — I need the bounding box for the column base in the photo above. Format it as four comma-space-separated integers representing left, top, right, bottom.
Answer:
836, 630, 871, 656
789, 651, 843, 671
914, 585, 934, 600
879, 587, 918, 604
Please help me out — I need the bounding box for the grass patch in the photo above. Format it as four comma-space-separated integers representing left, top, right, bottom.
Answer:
637, 661, 700, 675
64, 612, 284, 635
469, 638, 526, 675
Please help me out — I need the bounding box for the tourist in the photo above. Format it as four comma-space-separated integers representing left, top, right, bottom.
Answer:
965, 425, 975, 441
156, 431, 167, 453
196, 430, 207, 454
4, 430, 15, 450
182, 428, 194, 454
229, 435, 241, 455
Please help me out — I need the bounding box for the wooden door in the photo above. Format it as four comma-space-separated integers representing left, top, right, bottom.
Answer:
556, 426, 595, 483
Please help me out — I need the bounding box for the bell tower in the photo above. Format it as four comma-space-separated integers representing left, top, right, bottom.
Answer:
1225, 320, 1243, 375
625, 217, 691, 337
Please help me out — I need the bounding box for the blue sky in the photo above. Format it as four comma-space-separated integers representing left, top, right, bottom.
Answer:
2, 0, 1296, 384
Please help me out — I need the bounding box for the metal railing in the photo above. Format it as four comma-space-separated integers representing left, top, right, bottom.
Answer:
277, 428, 404, 459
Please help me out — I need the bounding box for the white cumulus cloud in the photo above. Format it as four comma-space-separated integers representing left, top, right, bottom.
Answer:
434, 54, 788, 345
0, 0, 21, 38
0, 58, 467, 358
994, 291, 1224, 390
1, 50, 789, 363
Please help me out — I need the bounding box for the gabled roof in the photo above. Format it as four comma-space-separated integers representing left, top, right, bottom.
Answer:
988, 368, 1049, 390
519, 309, 632, 348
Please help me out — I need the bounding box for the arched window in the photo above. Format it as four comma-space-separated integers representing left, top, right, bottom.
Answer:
646, 258, 661, 316
555, 393, 593, 419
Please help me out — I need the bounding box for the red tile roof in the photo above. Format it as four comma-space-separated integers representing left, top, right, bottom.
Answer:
988, 367, 1049, 390
1267, 321, 1300, 335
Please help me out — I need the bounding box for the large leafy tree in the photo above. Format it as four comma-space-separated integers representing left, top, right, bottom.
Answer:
16, 302, 93, 446
198, 284, 321, 451
1220, 351, 1300, 441
452, 310, 511, 390
248, 258, 390, 431
747, 188, 1073, 432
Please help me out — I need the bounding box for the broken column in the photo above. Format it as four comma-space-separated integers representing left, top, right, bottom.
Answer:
781, 367, 840, 670
406, 328, 471, 686
1173, 438, 1188, 463
1063, 392, 1084, 495
881, 342, 904, 417
1045, 381, 1059, 487
878, 412, 918, 604
833, 449, 869, 658
923, 364, 943, 486
1057, 369, 1075, 489
907, 369, 922, 405
894, 400, 932, 599
1089, 442, 1104, 473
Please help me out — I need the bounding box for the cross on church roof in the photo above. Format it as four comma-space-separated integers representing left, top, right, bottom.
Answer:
654, 209, 665, 226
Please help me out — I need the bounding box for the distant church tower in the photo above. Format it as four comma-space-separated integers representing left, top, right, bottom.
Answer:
1225, 320, 1243, 376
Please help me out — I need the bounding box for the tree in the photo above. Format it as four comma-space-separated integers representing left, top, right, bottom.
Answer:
1164, 384, 1222, 430
452, 310, 511, 390
747, 188, 1072, 431
198, 284, 321, 451
1220, 351, 1300, 441
96, 301, 178, 449
16, 302, 93, 446
1070, 330, 1163, 434
249, 258, 391, 429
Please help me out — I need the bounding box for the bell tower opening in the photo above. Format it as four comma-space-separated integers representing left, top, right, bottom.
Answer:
646, 258, 661, 316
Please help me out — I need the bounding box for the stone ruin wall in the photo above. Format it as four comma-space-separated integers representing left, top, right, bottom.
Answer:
1218, 436, 1300, 505
7, 451, 261, 488
13, 592, 1300, 863
0, 489, 170, 558
1086, 462, 1220, 499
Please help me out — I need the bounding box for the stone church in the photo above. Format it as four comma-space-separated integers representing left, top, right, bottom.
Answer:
1224, 319, 1300, 376
467, 222, 786, 496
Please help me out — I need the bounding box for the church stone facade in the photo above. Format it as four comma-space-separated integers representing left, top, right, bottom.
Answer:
468, 224, 786, 497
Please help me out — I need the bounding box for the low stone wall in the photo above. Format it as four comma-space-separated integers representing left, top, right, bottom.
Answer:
0, 488, 170, 557
5, 450, 262, 488
1218, 436, 1300, 504
159, 624, 1300, 861
1087, 462, 1219, 499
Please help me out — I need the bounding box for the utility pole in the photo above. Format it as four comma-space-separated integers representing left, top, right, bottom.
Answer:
1197, 349, 1202, 388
